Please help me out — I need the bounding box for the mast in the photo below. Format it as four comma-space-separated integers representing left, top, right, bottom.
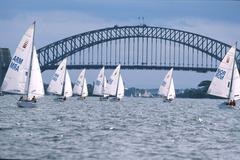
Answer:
228, 42, 237, 100
167, 69, 173, 99
167, 77, 172, 99
27, 21, 36, 99
115, 71, 121, 97
62, 66, 67, 96
102, 71, 105, 97
81, 75, 85, 97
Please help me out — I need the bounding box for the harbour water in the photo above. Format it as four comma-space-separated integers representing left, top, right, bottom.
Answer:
1, 95, 240, 159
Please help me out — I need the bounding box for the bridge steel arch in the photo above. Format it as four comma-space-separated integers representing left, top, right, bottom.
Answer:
37, 25, 240, 72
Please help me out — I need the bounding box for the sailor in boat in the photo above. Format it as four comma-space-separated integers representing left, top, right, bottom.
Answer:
31, 96, 37, 103
19, 96, 23, 101
63, 96, 66, 101
226, 100, 236, 107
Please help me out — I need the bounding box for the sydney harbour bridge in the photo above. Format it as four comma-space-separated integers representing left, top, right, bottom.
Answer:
37, 25, 240, 72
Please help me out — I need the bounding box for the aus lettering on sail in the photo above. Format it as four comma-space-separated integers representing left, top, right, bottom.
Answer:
9, 56, 24, 72
9, 40, 29, 72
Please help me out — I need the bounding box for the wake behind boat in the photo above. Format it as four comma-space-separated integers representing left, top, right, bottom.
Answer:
1, 22, 45, 108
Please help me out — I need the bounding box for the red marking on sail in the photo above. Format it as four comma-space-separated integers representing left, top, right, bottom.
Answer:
22, 41, 28, 48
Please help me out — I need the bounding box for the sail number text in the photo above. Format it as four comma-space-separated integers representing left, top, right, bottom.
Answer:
215, 68, 226, 80
9, 56, 23, 72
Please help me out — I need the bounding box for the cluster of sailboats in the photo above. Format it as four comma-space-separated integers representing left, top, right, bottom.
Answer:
0, 22, 239, 108
47, 58, 125, 102
158, 43, 240, 108
0, 22, 125, 107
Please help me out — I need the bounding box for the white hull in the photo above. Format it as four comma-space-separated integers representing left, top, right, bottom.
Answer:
17, 100, 37, 108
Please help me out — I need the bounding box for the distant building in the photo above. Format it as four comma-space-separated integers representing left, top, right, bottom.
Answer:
0, 48, 11, 87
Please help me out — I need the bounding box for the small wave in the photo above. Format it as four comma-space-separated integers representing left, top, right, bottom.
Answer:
0, 127, 12, 131
102, 126, 125, 131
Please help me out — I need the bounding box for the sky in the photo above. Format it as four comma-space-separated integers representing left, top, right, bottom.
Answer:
0, 0, 240, 89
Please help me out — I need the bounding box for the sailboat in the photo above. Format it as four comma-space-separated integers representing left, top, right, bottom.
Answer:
105, 64, 125, 101
93, 66, 108, 100
158, 68, 176, 102
47, 58, 73, 101
1, 22, 45, 107
73, 69, 88, 99
208, 44, 240, 107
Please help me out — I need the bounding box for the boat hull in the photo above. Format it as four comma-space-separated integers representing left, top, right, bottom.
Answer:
163, 98, 174, 103
100, 96, 108, 101
110, 97, 121, 102
218, 102, 238, 109
54, 96, 66, 102
78, 97, 87, 100
17, 100, 37, 108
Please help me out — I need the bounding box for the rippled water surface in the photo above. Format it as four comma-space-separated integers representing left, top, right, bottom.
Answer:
1, 95, 240, 159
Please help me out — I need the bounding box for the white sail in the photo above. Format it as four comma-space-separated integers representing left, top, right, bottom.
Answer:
1, 23, 34, 94
105, 64, 121, 96
81, 78, 88, 98
158, 68, 174, 97
167, 78, 176, 100
208, 46, 239, 99
47, 58, 67, 95
93, 67, 106, 96
230, 63, 240, 100
116, 74, 124, 99
27, 46, 45, 99
63, 70, 73, 98
73, 69, 86, 95
103, 76, 108, 97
